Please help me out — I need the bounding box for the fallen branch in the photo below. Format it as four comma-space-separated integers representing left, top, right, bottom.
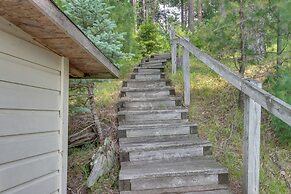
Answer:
69, 123, 94, 140
69, 132, 97, 148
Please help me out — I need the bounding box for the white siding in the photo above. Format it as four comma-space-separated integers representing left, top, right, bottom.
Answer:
0, 23, 68, 194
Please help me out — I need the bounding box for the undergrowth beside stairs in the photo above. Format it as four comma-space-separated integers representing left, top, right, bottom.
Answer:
67, 58, 140, 194
166, 58, 291, 194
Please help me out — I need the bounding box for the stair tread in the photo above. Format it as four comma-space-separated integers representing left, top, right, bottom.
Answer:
119, 96, 180, 102
128, 78, 164, 81
141, 59, 167, 64
122, 106, 183, 111
121, 86, 172, 92
120, 119, 190, 126
119, 134, 210, 152
124, 79, 169, 83
135, 65, 165, 69
118, 108, 187, 115
119, 156, 228, 180
118, 122, 197, 130
131, 72, 165, 75
120, 184, 230, 194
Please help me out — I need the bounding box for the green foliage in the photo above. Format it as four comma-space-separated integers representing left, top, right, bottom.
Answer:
64, 0, 128, 62
269, 67, 291, 144
105, 0, 137, 54
136, 21, 170, 57
190, 2, 240, 58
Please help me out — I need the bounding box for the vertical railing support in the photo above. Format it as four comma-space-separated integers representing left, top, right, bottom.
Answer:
243, 79, 262, 194
182, 38, 190, 106
171, 40, 177, 74
170, 28, 177, 74
177, 45, 182, 69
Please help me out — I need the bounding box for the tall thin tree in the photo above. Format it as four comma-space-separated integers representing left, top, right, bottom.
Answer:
238, 0, 246, 107
188, 0, 195, 31
181, 0, 185, 27
198, 0, 203, 22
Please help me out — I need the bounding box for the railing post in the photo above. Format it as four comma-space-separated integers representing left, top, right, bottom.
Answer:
170, 27, 177, 74
171, 41, 177, 74
177, 45, 182, 69
243, 79, 262, 194
182, 38, 190, 106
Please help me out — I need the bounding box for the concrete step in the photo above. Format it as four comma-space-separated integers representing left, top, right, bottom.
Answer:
120, 184, 231, 194
131, 72, 165, 80
119, 157, 228, 190
118, 109, 188, 124
120, 86, 175, 98
118, 122, 197, 138
122, 79, 171, 88
119, 135, 211, 162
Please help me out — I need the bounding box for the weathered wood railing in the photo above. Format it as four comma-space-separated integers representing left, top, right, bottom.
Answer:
170, 29, 291, 194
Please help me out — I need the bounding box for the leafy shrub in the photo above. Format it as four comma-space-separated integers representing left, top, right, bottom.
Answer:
136, 21, 169, 57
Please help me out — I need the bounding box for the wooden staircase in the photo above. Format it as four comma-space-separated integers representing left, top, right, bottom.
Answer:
117, 54, 232, 194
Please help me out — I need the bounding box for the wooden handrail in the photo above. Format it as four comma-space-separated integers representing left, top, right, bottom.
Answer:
170, 29, 291, 194
175, 36, 291, 126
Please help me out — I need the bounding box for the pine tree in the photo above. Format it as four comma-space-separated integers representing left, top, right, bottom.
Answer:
65, 0, 127, 62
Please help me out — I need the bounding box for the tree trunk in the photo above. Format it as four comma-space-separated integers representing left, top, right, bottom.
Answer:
87, 82, 104, 142
142, 0, 146, 21
188, 0, 194, 31
198, 0, 202, 22
238, 0, 246, 107
145, 0, 150, 20
220, 0, 226, 19
276, 12, 283, 70
152, 0, 157, 22
132, 0, 137, 31
181, 0, 184, 27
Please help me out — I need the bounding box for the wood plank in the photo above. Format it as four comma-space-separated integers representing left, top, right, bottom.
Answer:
243, 80, 262, 194
69, 65, 84, 77
0, 132, 59, 164
0, 109, 60, 136
0, 30, 61, 71
29, 0, 119, 78
0, 152, 59, 192
182, 43, 190, 106
171, 39, 177, 74
0, 17, 44, 47
0, 53, 61, 91
177, 38, 291, 126
0, 81, 60, 110
60, 57, 69, 194
1, 171, 59, 194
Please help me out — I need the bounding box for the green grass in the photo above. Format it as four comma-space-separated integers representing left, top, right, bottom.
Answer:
166, 57, 291, 194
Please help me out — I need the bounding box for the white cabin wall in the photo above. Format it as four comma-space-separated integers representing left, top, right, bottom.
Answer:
0, 18, 68, 194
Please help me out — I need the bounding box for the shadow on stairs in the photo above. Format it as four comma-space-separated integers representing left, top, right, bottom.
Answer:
117, 53, 232, 194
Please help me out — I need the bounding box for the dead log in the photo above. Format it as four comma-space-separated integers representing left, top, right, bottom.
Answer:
87, 82, 104, 142
69, 132, 97, 148
87, 138, 116, 187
